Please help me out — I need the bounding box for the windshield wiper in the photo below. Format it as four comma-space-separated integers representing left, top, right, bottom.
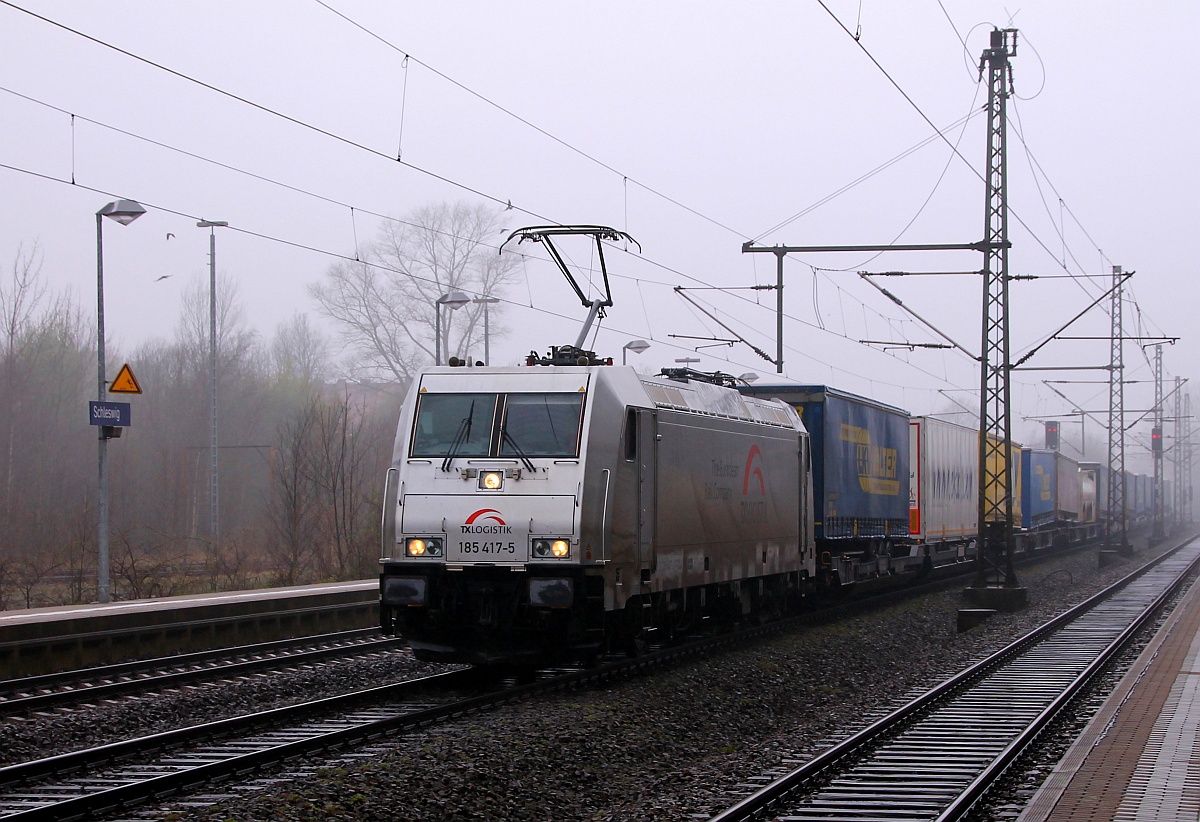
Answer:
441, 401, 475, 472
501, 428, 536, 473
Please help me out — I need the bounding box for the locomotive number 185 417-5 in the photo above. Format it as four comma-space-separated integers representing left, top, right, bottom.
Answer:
456, 541, 517, 555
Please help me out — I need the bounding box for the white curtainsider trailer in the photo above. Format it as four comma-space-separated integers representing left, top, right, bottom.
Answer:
909, 416, 978, 556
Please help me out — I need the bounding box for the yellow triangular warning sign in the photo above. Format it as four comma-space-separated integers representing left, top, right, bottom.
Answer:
109, 363, 142, 394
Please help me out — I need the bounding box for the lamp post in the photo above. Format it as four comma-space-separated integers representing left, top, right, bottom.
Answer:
473, 296, 500, 364
197, 220, 227, 556
622, 339, 650, 366
96, 199, 145, 603
435, 291, 469, 365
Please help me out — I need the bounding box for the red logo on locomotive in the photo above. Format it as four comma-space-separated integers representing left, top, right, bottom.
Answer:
742, 444, 766, 496
465, 508, 507, 526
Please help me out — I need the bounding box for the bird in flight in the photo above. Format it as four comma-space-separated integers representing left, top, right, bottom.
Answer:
155, 275, 172, 282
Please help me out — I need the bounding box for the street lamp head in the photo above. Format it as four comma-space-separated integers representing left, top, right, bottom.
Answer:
739, 372, 760, 384
438, 291, 470, 310
621, 338, 651, 366
98, 199, 146, 226
197, 220, 229, 228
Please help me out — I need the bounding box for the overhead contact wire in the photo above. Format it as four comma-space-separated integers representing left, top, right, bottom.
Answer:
0, 0, 554, 225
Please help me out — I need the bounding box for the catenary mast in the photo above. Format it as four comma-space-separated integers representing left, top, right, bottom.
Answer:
974, 28, 1020, 590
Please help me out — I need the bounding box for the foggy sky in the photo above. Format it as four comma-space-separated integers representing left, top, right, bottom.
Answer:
0, 1, 1194, 471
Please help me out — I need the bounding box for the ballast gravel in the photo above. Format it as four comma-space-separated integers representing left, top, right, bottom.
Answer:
9, 543, 1167, 821
0, 652, 449, 767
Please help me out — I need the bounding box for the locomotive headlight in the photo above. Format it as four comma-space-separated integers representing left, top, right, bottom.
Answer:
406, 537, 443, 557
479, 470, 504, 491
532, 538, 571, 559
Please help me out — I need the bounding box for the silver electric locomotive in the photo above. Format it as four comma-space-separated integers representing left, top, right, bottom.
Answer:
379, 359, 815, 665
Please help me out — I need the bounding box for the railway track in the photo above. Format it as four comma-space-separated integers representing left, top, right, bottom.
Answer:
708, 534, 1200, 822
0, 629, 403, 715
0, 619, 737, 820
0, 666, 503, 820
0, 537, 1139, 819
0, 589, 854, 821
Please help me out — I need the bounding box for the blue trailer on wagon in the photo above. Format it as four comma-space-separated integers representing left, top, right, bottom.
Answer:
740, 384, 913, 587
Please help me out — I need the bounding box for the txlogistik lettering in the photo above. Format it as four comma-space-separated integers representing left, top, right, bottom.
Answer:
710, 459, 739, 477
460, 524, 514, 534
704, 482, 733, 501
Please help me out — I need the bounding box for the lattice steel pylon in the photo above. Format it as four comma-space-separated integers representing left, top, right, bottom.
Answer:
1174, 376, 1183, 530
1106, 265, 1129, 551
1153, 345, 1165, 539
1185, 392, 1194, 524
974, 28, 1019, 588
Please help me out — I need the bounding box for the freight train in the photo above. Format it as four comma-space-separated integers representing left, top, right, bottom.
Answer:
377, 222, 1128, 665
378, 352, 1126, 666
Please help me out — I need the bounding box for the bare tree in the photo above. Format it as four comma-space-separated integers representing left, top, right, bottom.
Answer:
265, 395, 323, 586
310, 390, 371, 578
272, 313, 333, 387
310, 202, 519, 381
13, 556, 63, 609
0, 245, 409, 605
0, 245, 95, 607
1, 244, 46, 524
175, 274, 260, 379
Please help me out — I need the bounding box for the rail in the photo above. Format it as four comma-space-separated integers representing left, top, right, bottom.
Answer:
708, 533, 1200, 822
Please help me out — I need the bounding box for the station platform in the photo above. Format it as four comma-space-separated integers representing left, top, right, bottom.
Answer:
1019, 557, 1200, 821
0, 580, 378, 677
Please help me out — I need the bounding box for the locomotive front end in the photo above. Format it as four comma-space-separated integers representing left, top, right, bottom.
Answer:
379, 368, 605, 665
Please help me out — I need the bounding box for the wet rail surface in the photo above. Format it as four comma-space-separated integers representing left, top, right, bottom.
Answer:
0, 607, 799, 821
709, 535, 1200, 822
0, 666, 491, 820
0, 628, 402, 715
0, 537, 1122, 820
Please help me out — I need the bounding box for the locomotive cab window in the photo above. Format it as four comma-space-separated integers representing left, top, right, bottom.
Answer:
410, 393, 498, 458
411, 391, 585, 459
500, 393, 585, 458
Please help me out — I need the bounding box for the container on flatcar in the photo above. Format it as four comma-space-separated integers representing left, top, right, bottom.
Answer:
1078, 464, 1098, 524
740, 384, 910, 551
908, 416, 977, 548
984, 434, 1023, 527
1056, 451, 1082, 521
1021, 448, 1057, 530
1080, 461, 1107, 522
1021, 449, 1081, 529
1128, 471, 1149, 519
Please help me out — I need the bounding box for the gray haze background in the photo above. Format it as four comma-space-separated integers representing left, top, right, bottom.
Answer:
1, 1, 1194, 473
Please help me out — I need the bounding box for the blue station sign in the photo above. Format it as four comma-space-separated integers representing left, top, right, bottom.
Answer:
89, 401, 131, 427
